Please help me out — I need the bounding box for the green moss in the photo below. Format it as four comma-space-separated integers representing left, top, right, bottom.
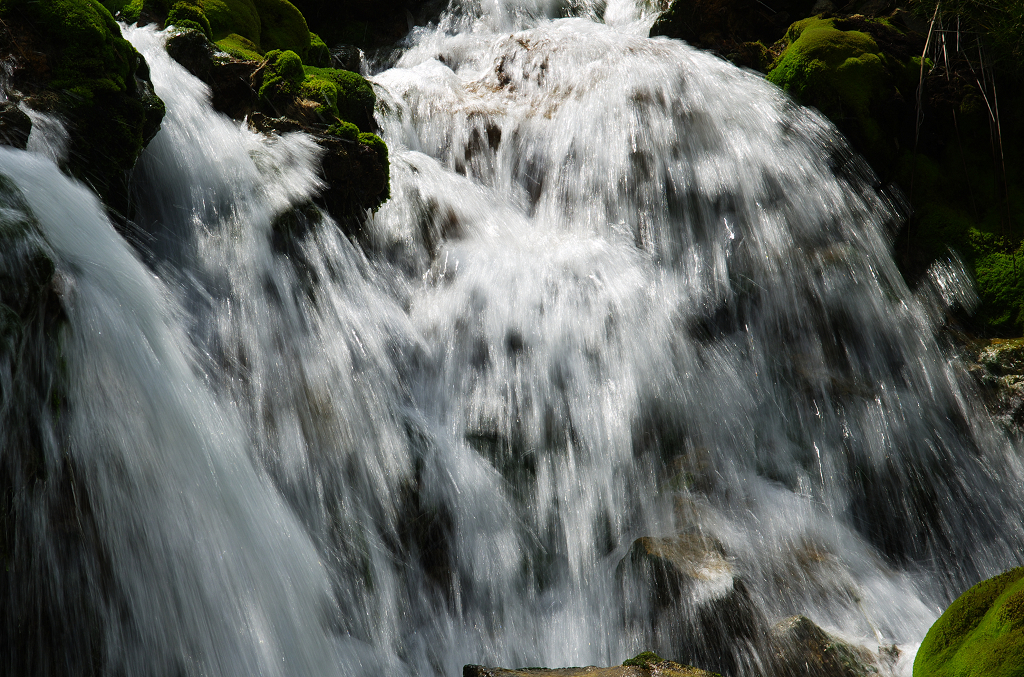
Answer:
307, 31, 330, 67
167, 1, 211, 39
766, 17, 916, 169
915, 568, 1024, 677
300, 65, 374, 128
623, 652, 664, 668
258, 48, 305, 111
326, 120, 359, 141
203, 0, 261, 44
251, 0, 309, 57
215, 32, 262, 60
359, 131, 388, 201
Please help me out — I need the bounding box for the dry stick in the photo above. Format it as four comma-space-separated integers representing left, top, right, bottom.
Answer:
945, 23, 979, 218
910, 0, 941, 259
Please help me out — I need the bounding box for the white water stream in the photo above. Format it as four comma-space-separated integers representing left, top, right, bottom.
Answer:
2, 1, 1022, 675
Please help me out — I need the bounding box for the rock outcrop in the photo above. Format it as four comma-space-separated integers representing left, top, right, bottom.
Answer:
464, 653, 721, 677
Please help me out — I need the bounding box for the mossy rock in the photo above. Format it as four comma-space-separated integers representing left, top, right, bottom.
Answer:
167, 1, 211, 39
299, 65, 375, 130
0, 0, 165, 205
203, 0, 261, 44
215, 32, 262, 60
766, 16, 918, 171
914, 568, 1024, 677
251, 0, 308, 57
306, 31, 329, 67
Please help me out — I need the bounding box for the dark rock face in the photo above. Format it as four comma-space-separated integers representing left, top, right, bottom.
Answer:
651, 0, 819, 70
772, 616, 880, 677
166, 28, 260, 118
314, 135, 388, 225
0, 102, 32, 150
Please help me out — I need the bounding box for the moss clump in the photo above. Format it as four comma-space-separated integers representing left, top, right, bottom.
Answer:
914, 568, 1024, 677
307, 31, 330, 67
215, 32, 262, 60
326, 120, 359, 141
166, 1, 211, 39
99, 0, 144, 20
300, 65, 375, 129
258, 48, 305, 111
623, 652, 664, 668
767, 17, 917, 169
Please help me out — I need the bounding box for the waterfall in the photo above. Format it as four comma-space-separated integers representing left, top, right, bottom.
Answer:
2, 1, 1022, 676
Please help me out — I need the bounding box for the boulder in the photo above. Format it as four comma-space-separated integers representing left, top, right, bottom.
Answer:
651, 0, 818, 71
165, 28, 260, 118
619, 534, 771, 676
914, 567, 1024, 677
765, 15, 923, 173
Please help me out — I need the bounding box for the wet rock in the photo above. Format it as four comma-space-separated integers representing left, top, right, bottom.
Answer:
0, 102, 31, 149
966, 338, 1024, 432
166, 28, 259, 119
914, 567, 1024, 676
464, 655, 720, 677
772, 616, 879, 677
619, 534, 771, 676
313, 134, 388, 228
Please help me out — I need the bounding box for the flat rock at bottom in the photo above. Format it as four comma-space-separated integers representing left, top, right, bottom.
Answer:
464, 662, 719, 677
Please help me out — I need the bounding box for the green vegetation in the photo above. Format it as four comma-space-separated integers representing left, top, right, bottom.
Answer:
252, 0, 309, 56
358, 131, 389, 200
307, 31, 330, 67
915, 568, 1024, 676
623, 652, 664, 668
258, 48, 305, 110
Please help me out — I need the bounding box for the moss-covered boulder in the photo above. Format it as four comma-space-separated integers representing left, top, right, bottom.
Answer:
651, 0, 817, 71
766, 15, 922, 172
914, 567, 1024, 677
0, 0, 165, 211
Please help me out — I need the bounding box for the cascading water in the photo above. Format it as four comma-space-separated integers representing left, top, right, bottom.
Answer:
2, 1, 1022, 676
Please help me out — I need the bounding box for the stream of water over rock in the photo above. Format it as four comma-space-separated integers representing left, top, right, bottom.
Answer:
2, 1, 1023, 675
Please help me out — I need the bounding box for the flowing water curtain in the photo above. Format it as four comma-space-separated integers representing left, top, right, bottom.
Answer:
3, 0, 1024, 675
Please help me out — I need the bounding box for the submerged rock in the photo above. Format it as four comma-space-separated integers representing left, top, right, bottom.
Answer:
772, 615, 879, 677
914, 567, 1024, 677
619, 534, 771, 676
464, 653, 720, 677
